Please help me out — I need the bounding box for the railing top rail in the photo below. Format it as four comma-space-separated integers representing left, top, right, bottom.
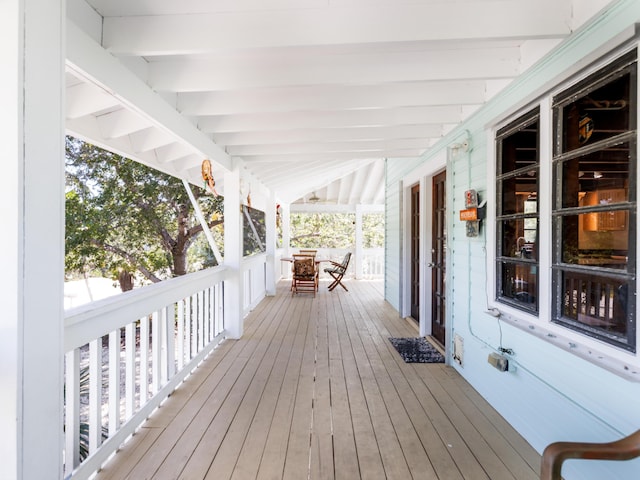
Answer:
64, 266, 229, 352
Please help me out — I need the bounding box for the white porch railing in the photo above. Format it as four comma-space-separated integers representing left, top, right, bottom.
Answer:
242, 252, 268, 314
63, 266, 229, 479
279, 248, 384, 279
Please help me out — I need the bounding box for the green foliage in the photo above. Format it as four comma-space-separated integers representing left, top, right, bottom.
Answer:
290, 213, 356, 248
65, 136, 223, 286
290, 212, 385, 249
363, 213, 385, 248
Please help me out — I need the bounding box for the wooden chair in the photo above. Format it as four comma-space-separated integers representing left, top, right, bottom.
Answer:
324, 252, 351, 291
291, 256, 317, 296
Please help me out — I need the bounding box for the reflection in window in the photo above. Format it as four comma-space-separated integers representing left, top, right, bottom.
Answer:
496, 109, 540, 313
552, 50, 636, 351
243, 205, 266, 256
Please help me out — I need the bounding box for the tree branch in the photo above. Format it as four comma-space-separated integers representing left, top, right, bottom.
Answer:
92, 240, 163, 283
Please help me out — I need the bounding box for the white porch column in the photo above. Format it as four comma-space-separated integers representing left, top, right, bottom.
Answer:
0, 0, 65, 478
281, 204, 291, 279
224, 168, 244, 338
265, 192, 277, 295
355, 205, 364, 279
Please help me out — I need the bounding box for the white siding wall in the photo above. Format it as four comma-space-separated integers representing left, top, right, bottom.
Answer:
384, 1, 640, 478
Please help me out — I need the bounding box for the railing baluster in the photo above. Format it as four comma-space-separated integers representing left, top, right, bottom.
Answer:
89, 338, 101, 453
198, 290, 205, 351
217, 283, 224, 335
152, 310, 160, 394
125, 322, 135, 419
177, 299, 185, 370
64, 348, 80, 475
108, 329, 121, 436
204, 287, 210, 343
140, 315, 149, 405
166, 305, 176, 380
185, 295, 192, 361
191, 293, 198, 357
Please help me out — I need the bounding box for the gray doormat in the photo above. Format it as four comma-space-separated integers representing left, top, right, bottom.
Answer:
388, 337, 445, 363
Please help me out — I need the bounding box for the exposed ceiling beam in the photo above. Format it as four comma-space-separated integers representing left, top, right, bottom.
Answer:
66, 20, 233, 171
226, 138, 430, 157
212, 124, 445, 146
198, 106, 464, 133
101, 0, 572, 55
148, 47, 521, 91
176, 80, 488, 115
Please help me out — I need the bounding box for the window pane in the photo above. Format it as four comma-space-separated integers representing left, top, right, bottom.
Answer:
561, 272, 630, 341
559, 213, 629, 269
560, 69, 632, 153
499, 171, 538, 215
499, 219, 538, 259
499, 119, 538, 175
560, 141, 630, 208
498, 261, 538, 309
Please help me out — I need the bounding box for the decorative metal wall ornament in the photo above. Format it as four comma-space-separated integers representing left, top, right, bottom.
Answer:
201, 159, 219, 196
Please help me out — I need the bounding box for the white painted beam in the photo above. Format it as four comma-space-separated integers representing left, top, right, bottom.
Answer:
102, 1, 572, 55
213, 124, 444, 147
129, 127, 176, 153
177, 80, 488, 115
66, 20, 232, 171
96, 108, 152, 139
226, 138, 430, 156
148, 47, 521, 91
240, 150, 423, 164
198, 106, 464, 133
66, 81, 120, 119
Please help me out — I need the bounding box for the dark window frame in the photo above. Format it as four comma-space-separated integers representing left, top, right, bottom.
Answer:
551, 49, 637, 352
495, 108, 541, 314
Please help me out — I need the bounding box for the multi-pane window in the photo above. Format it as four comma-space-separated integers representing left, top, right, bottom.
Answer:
552, 50, 637, 352
496, 109, 540, 313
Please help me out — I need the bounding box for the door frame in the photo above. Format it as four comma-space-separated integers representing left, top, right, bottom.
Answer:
401, 152, 447, 338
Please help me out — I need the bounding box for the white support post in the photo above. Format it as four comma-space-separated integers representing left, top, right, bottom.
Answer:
355, 205, 364, 279
282, 204, 291, 256
265, 191, 277, 295
0, 1, 65, 477
224, 168, 244, 338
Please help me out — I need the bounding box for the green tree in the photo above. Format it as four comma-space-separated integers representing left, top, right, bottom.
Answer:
290, 212, 356, 248
65, 137, 223, 289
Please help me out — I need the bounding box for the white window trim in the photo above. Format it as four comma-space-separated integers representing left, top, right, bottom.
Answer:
485, 46, 640, 382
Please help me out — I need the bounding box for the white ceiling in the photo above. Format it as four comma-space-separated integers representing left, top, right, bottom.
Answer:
65, 0, 616, 207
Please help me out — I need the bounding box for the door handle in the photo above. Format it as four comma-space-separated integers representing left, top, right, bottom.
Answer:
427, 262, 435, 268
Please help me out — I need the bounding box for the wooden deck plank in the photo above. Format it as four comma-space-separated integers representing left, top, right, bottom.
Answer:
95, 427, 163, 480
124, 292, 288, 480
337, 292, 413, 479
95, 280, 540, 480
255, 296, 314, 480
330, 289, 387, 480
203, 293, 302, 479
281, 296, 318, 480
229, 294, 308, 480
324, 292, 361, 480
177, 295, 296, 479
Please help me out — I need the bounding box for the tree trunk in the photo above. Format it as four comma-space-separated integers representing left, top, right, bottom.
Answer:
118, 269, 134, 291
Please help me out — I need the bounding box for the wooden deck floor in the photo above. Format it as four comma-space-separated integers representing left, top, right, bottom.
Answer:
96, 280, 540, 480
